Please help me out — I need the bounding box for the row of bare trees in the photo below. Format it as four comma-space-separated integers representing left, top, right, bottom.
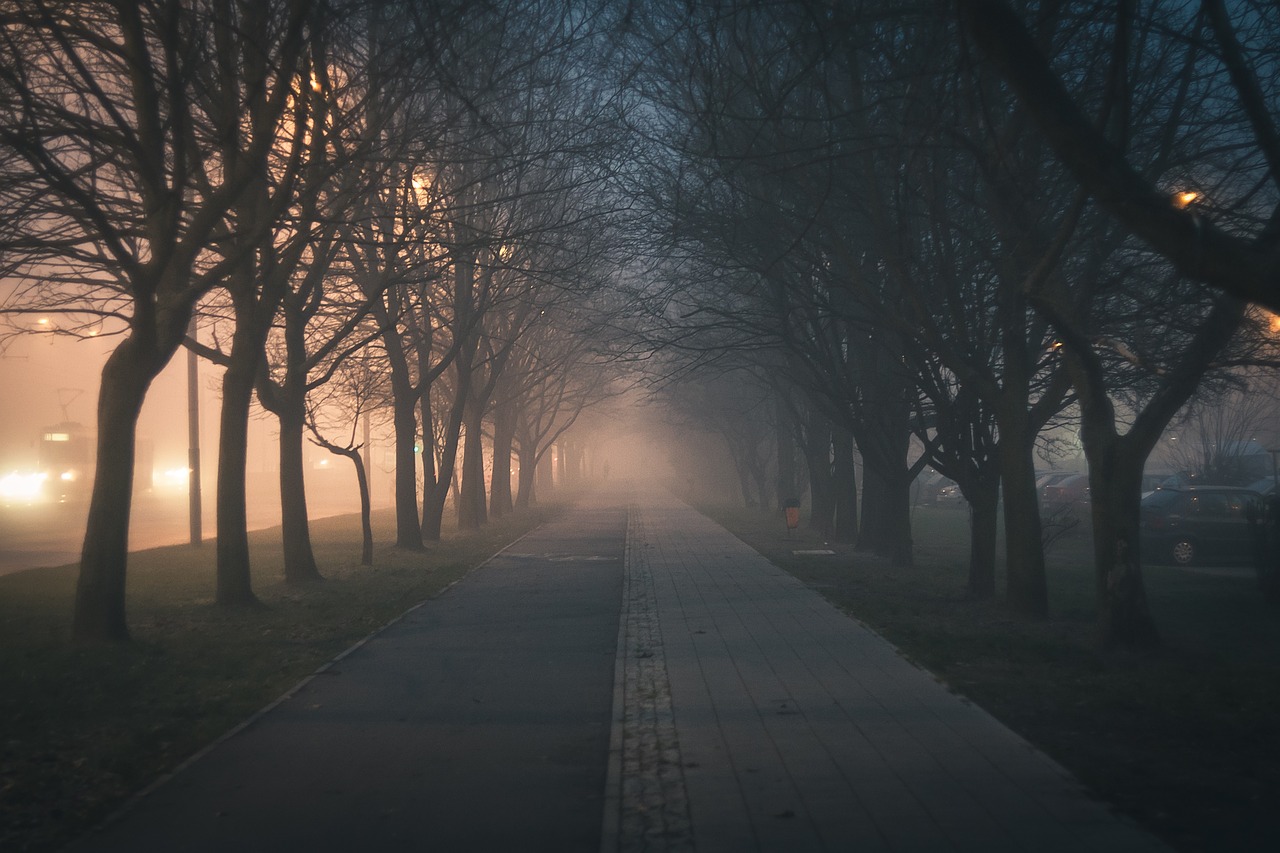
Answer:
6, 0, 1280, 650
616, 0, 1280, 648
0, 0, 626, 641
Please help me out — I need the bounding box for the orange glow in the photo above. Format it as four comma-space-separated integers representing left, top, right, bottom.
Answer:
1174, 191, 1199, 209
1269, 312, 1280, 334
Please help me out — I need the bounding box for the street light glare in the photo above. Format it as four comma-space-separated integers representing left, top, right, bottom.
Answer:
1174, 190, 1199, 209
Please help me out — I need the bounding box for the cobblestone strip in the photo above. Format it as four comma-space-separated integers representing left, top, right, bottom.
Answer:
617, 505, 695, 853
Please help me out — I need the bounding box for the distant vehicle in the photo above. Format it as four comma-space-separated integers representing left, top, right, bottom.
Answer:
1036, 471, 1075, 492
0, 421, 92, 506
934, 482, 966, 507
1140, 486, 1261, 567
911, 471, 952, 506
1245, 476, 1278, 497
1042, 473, 1089, 508
37, 421, 92, 501
1141, 471, 1177, 498
1152, 471, 1196, 492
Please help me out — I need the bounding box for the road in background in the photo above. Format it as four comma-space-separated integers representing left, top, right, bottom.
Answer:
0, 476, 377, 576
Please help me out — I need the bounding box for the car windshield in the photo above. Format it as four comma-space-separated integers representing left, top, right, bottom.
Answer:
1142, 489, 1182, 509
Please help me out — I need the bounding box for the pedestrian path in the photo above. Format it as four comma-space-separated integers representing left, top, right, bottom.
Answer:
604, 494, 1169, 853
68, 486, 1170, 852
72, 503, 627, 852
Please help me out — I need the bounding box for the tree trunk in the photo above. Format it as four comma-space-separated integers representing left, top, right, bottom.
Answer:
1088, 438, 1160, 648
1064, 296, 1240, 646
515, 429, 540, 511
215, 335, 261, 606
832, 427, 858, 544
72, 340, 158, 642
566, 442, 578, 483
774, 395, 798, 508
734, 458, 757, 507
375, 293, 422, 551
419, 378, 436, 536
490, 401, 516, 519
967, 470, 1001, 598
277, 407, 321, 583
804, 416, 834, 539
540, 445, 555, 491
725, 436, 758, 508
330, 446, 376, 566
457, 393, 488, 530
859, 458, 914, 566
255, 289, 323, 582
999, 430, 1048, 616
855, 435, 914, 566
850, 353, 915, 566
356, 455, 373, 566
423, 358, 471, 541
750, 455, 771, 511
389, 383, 423, 550
515, 449, 537, 510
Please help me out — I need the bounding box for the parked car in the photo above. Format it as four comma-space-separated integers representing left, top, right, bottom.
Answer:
912, 471, 953, 506
1139, 485, 1261, 567
1036, 471, 1075, 492
1154, 471, 1196, 492
934, 482, 966, 507
1141, 471, 1177, 498
1041, 473, 1090, 508
1245, 476, 1278, 498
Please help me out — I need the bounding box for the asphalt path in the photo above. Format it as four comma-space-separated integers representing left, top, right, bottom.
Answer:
70, 497, 627, 853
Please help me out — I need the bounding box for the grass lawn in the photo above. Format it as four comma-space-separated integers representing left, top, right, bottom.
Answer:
705, 502, 1280, 853
0, 500, 560, 853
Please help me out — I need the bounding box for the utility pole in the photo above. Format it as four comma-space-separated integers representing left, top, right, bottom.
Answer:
187, 318, 202, 546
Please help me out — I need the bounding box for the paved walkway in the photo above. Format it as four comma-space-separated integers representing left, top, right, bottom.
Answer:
607, 497, 1168, 852
72, 486, 1168, 852
73, 503, 627, 852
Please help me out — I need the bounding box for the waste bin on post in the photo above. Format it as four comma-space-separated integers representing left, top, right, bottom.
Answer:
784, 497, 801, 532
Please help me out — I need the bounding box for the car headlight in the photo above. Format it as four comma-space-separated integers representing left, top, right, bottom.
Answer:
0, 471, 48, 501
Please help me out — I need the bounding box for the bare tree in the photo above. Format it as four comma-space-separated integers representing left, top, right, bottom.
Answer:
958, 0, 1280, 314
508, 318, 614, 510
1161, 370, 1280, 485
248, 7, 417, 582
0, 0, 314, 640
305, 340, 392, 566
958, 0, 1280, 646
